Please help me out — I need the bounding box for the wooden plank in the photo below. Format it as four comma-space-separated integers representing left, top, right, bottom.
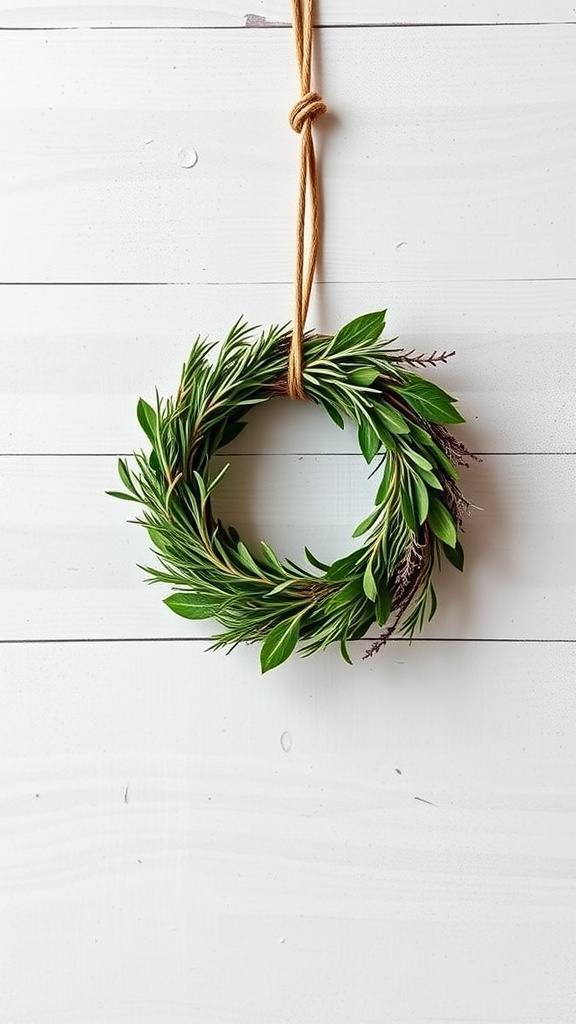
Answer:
0, 453, 574, 641
1, 12, 573, 1023
1, 27, 574, 282
1, 639, 575, 1021
1, 281, 574, 455
1, 1, 574, 28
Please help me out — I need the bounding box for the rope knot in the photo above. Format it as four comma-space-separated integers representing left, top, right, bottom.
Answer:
287, 0, 325, 400
289, 90, 327, 134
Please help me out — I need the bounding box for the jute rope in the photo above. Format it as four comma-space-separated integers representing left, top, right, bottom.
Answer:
287, 0, 327, 400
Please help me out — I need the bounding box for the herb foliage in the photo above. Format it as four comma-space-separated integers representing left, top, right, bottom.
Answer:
109, 312, 473, 672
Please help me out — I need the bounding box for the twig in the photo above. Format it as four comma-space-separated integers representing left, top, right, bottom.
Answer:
387, 348, 455, 368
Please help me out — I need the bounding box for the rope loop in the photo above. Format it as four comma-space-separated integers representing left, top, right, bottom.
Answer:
287, 0, 326, 401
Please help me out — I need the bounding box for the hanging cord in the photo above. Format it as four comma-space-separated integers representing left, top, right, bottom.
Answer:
287, 0, 327, 400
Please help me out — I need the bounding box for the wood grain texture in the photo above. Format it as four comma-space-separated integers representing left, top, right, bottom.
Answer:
1, 640, 576, 1022
1, 27, 574, 282
1, 13, 576, 1023
1, 0, 574, 27
0, 453, 574, 641
1, 281, 574, 455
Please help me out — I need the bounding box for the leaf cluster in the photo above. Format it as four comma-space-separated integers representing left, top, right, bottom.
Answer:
109, 311, 472, 672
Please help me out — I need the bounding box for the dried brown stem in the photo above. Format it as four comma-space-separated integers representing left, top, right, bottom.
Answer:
386, 348, 456, 367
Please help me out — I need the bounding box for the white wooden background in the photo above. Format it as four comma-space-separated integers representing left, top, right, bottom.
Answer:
1, 3, 576, 1022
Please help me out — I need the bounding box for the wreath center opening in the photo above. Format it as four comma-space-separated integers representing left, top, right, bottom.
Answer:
210, 397, 377, 567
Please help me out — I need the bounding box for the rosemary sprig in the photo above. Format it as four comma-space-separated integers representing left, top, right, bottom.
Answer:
108, 311, 473, 672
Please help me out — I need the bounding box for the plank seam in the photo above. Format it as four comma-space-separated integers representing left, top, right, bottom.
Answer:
0, 452, 573, 458
1, 637, 574, 645
1, 23, 574, 31
2, 279, 575, 287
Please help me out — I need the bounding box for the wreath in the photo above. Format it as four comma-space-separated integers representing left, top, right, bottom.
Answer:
109, 311, 473, 671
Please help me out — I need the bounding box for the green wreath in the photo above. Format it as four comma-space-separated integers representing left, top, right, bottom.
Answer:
109, 311, 473, 672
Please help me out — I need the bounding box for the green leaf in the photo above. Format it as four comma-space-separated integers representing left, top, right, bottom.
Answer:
325, 577, 365, 611
304, 547, 330, 572
339, 636, 353, 665
260, 616, 301, 673
260, 541, 285, 573
396, 379, 465, 425
428, 585, 438, 621
236, 541, 263, 575
285, 557, 309, 575
375, 587, 392, 626
117, 458, 134, 492
348, 367, 380, 387
427, 440, 459, 481
410, 423, 434, 446
164, 592, 222, 619
325, 551, 363, 582
375, 402, 410, 436
137, 398, 157, 445
149, 448, 161, 474
358, 417, 381, 464
372, 419, 398, 452
192, 470, 207, 504
348, 609, 375, 641
411, 473, 429, 525
148, 527, 169, 552
106, 489, 140, 502
321, 400, 346, 430
206, 463, 229, 496
418, 467, 443, 490
218, 420, 247, 448
400, 484, 417, 533
268, 579, 296, 596
442, 538, 464, 571
427, 494, 457, 547
402, 447, 434, 472
375, 455, 395, 505
332, 311, 386, 349
362, 563, 377, 602
352, 505, 382, 538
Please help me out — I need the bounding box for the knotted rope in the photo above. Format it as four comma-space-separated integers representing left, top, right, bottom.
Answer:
287, 0, 327, 400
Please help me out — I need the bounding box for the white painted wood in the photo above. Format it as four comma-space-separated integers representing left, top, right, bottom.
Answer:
1, 0, 574, 27
1, 281, 574, 455
0, 453, 574, 641
2, 12, 575, 1021
1, 639, 575, 1022
1, 27, 574, 282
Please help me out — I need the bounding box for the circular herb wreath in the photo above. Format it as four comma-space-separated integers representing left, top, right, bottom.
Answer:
109, 311, 473, 672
